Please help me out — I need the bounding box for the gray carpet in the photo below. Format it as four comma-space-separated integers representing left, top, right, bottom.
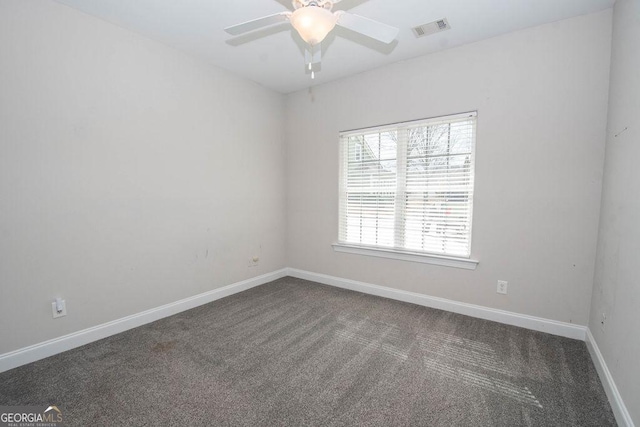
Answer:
0, 277, 616, 426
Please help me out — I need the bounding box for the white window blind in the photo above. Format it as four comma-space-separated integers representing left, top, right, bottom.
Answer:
339, 112, 477, 258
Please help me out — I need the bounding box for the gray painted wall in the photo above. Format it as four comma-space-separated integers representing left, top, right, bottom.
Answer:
590, 0, 640, 423
285, 11, 612, 326
0, 0, 287, 354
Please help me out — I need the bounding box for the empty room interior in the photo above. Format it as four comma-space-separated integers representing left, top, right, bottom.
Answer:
0, 0, 638, 425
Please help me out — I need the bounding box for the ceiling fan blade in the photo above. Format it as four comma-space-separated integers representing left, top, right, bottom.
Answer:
335, 11, 399, 44
224, 12, 291, 36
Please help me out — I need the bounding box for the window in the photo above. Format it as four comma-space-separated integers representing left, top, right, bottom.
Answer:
338, 112, 477, 260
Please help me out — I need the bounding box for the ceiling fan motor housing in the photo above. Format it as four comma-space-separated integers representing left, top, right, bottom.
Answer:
293, 0, 334, 10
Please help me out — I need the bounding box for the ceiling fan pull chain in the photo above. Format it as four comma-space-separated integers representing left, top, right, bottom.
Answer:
310, 43, 320, 79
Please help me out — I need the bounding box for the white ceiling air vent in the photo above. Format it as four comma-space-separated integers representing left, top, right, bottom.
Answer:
412, 18, 450, 38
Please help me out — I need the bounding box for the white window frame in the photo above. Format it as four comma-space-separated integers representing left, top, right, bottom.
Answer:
334, 112, 479, 270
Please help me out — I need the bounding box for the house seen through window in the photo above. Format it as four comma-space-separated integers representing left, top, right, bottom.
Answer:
338, 112, 477, 258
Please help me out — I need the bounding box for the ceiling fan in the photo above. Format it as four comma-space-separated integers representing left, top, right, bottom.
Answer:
224, 0, 399, 78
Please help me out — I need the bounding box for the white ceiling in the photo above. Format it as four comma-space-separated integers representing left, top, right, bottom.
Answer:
53, 0, 614, 94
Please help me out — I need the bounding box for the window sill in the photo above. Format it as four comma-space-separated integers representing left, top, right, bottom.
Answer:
332, 243, 479, 270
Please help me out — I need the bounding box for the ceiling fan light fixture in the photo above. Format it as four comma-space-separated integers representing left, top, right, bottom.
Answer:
290, 6, 337, 45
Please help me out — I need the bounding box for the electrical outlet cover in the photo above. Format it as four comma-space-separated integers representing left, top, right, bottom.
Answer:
497, 280, 508, 295
52, 300, 67, 318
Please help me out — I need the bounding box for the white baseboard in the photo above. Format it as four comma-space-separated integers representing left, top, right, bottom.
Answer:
286, 268, 587, 341
3, 267, 631, 426
586, 329, 635, 427
0, 268, 288, 373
